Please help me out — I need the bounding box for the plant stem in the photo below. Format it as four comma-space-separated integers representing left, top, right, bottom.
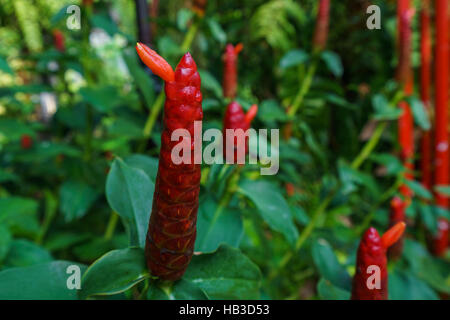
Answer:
287, 56, 319, 118
36, 190, 57, 244
181, 21, 199, 52
104, 211, 120, 240
268, 189, 335, 281
351, 121, 388, 170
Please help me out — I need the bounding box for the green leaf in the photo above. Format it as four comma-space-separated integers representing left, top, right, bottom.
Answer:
418, 203, 438, 235
317, 278, 351, 300
177, 8, 194, 30
238, 180, 299, 246
389, 270, 439, 300
435, 185, 450, 197
290, 205, 310, 225
0, 56, 13, 75
184, 245, 261, 299
312, 240, 352, 291
148, 279, 208, 300
0, 197, 40, 238
0, 261, 86, 300
370, 153, 404, 175
106, 158, 154, 248
0, 224, 12, 263
371, 94, 401, 120
403, 240, 450, 294
79, 86, 121, 112
198, 69, 223, 98
59, 181, 99, 222
321, 51, 343, 77
405, 179, 433, 200
207, 19, 226, 44
3, 239, 53, 268
406, 96, 431, 130
0, 118, 34, 142
279, 49, 308, 69
195, 195, 243, 252
124, 154, 159, 182
79, 248, 148, 300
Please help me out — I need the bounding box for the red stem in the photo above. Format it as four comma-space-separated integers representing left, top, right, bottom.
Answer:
433, 0, 449, 256
396, 0, 415, 200
313, 0, 331, 50
420, 0, 432, 190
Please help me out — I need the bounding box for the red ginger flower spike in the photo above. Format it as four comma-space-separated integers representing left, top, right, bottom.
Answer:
136, 42, 202, 281
313, 0, 331, 51
223, 102, 257, 163
52, 30, 65, 52
20, 134, 33, 149
351, 222, 406, 300
222, 43, 243, 99
388, 197, 406, 260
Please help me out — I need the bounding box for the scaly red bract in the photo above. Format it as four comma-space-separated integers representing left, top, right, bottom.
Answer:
388, 197, 406, 260
351, 223, 405, 300
351, 227, 388, 300
222, 44, 242, 99
223, 101, 257, 163
313, 0, 331, 50
137, 43, 203, 281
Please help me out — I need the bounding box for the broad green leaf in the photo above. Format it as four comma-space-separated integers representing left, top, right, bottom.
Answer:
418, 203, 437, 235
403, 240, 450, 294
148, 279, 208, 300
0, 224, 11, 263
279, 49, 308, 69
106, 158, 154, 248
317, 278, 351, 300
0, 197, 40, 238
59, 181, 99, 222
124, 154, 159, 182
405, 179, 432, 200
44, 232, 91, 251
406, 96, 431, 130
370, 153, 404, 175
79, 248, 148, 300
177, 8, 194, 30
79, 86, 121, 112
371, 94, 401, 120
312, 240, 352, 291
0, 118, 34, 142
435, 185, 450, 197
238, 180, 299, 246
258, 99, 288, 123
290, 205, 310, 225
389, 270, 439, 300
105, 118, 144, 139
0, 56, 13, 75
3, 239, 53, 268
321, 51, 343, 77
195, 195, 243, 252
0, 261, 86, 300
184, 245, 261, 299
198, 69, 223, 98
207, 19, 226, 44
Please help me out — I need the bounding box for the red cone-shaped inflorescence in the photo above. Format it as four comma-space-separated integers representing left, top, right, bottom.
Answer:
313, 0, 330, 51
223, 101, 257, 163
433, 0, 449, 257
136, 43, 202, 281
53, 29, 65, 52
351, 223, 405, 300
222, 44, 242, 99
388, 197, 406, 260
20, 134, 33, 149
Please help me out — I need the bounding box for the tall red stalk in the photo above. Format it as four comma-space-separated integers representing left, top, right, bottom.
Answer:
433, 0, 449, 257
420, 0, 432, 190
396, 0, 415, 201
222, 43, 243, 99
